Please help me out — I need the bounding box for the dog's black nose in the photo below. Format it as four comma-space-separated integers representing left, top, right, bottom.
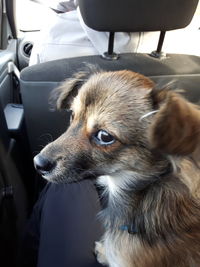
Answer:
34, 155, 55, 175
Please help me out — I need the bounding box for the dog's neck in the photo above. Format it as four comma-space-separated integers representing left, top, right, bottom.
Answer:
97, 163, 172, 219
97, 162, 173, 211
96, 163, 198, 244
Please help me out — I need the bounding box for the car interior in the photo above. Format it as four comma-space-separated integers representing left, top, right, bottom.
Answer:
0, 0, 200, 266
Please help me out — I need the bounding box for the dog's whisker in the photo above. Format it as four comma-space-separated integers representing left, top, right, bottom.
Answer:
139, 110, 158, 122
38, 133, 54, 144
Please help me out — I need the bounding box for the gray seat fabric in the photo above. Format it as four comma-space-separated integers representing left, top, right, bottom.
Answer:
21, 53, 200, 82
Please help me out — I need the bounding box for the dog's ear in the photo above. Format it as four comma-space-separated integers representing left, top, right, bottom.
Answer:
149, 89, 200, 156
55, 71, 89, 110
50, 64, 101, 110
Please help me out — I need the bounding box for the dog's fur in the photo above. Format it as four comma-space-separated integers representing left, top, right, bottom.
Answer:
37, 69, 200, 266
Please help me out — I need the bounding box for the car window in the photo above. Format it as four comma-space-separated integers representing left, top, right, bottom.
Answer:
16, 0, 52, 33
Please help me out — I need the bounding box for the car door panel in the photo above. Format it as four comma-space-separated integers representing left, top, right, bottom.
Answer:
0, 39, 17, 108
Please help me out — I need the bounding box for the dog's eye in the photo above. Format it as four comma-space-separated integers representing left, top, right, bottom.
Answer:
94, 130, 115, 146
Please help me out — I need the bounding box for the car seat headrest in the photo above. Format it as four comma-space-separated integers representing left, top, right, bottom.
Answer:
78, 0, 199, 32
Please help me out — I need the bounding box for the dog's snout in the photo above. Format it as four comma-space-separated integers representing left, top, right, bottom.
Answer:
34, 154, 55, 175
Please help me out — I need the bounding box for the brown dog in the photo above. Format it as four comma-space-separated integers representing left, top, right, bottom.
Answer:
34, 69, 200, 266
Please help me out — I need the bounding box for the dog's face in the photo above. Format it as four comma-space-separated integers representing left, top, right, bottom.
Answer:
34, 70, 200, 185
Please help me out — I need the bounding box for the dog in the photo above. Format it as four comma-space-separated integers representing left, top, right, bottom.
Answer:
34, 69, 200, 266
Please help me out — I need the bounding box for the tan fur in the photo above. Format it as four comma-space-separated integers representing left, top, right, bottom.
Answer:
38, 70, 200, 267
149, 92, 200, 155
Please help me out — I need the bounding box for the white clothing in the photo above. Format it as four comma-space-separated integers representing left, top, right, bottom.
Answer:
29, 8, 141, 65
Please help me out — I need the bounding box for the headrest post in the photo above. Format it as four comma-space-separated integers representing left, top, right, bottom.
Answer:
150, 31, 166, 59
102, 32, 119, 60
108, 32, 115, 55
156, 31, 166, 54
